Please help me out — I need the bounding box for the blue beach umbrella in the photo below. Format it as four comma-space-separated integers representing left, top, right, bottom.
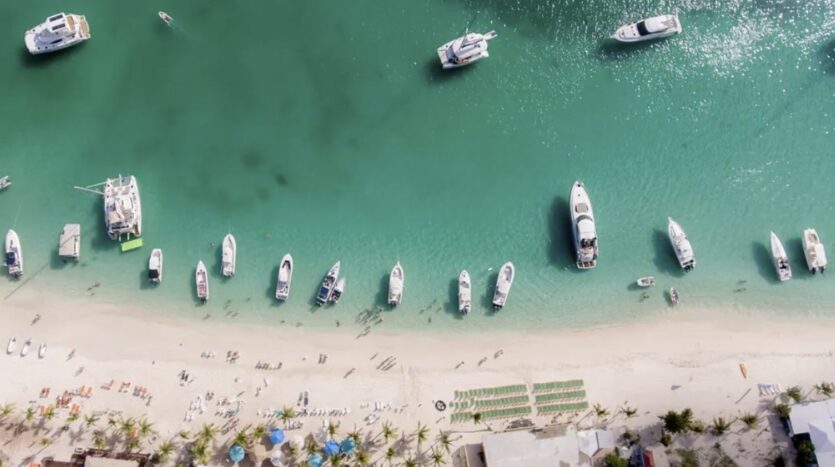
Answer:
340, 438, 356, 455
269, 428, 285, 445
307, 452, 324, 467
323, 439, 340, 457
229, 444, 245, 463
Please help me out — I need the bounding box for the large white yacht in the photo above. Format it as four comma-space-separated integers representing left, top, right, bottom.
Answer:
492, 262, 515, 311
76, 176, 142, 241
275, 254, 294, 300
458, 270, 472, 315
770, 232, 792, 282
667, 218, 695, 271
611, 15, 681, 43
388, 262, 404, 306
4, 229, 23, 278
316, 261, 340, 305
570, 181, 598, 269
437, 31, 497, 69
25, 13, 90, 55
221, 234, 236, 277
802, 229, 827, 274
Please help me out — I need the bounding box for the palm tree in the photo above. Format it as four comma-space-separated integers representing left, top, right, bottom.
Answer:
620, 406, 638, 418
786, 385, 804, 403
118, 417, 137, 439
252, 423, 268, 445
285, 442, 299, 462
25, 407, 36, 423
127, 437, 141, 452
196, 423, 219, 446
0, 403, 15, 420
232, 427, 251, 449
305, 439, 320, 456
739, 413, 759, 430
415, 422, 430, 449
43, 406, 56, 422
137, 417, 155, 440
773, 403, 791, 419
279, 406, 296, 425
430, 448, 446, 466
190, 440, 213, 465
355, 449, 371, 466
381, 421, 396, 444
83, 414, 100, 429
67, 412, 80, 423
177, 430, 190, 441
815, 382, 834, 398
593, 404, 609, 419
327, 420, 339, 438
403, 457, 418, 467
711, 417, 732, 436
384, 446, 396, 465
93, 435, 106, 449
155, 440, 176, 464
436, 431, 452, 453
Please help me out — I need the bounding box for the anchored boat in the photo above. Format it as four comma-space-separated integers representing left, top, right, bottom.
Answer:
636, 276, 655, 288
275, 254, 294, 300
25, 12, 90, 55
221, 234, 236, 277
75, 175, 142, 241
58, 224, 81, 261
5, 229, 23, 278
38, 344, 47, 359
612, 15, 681, 43
148, 249, 163, 284
669, 287, 680, 305
437, 31, 497, 69
331, 277, 346, 304
570, 181, 599, 269
492, 262, 515, 311
20, 339, 31, 357
195, 261, 209, 302
458, 270, 472, 315
316, 261, 340, 305
7, 337, 16, 355
668, 218, 695, 271
802, 229, 827, 274
770, 232, 792, 282
388, 262, 404, 306
0, 176, 10, 191
158, 11, 173, 25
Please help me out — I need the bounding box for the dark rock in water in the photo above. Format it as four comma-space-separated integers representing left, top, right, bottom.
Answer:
274, 173, 288, 186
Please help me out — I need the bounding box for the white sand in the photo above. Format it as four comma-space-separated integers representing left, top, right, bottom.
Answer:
1, 285, 834, 464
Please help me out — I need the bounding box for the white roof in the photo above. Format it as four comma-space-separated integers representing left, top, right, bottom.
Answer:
84, 458, 140, 467
577, 429, 615, 458
790, 399, 835, 435
809, 419, 835, 467
482, 426, 610, 467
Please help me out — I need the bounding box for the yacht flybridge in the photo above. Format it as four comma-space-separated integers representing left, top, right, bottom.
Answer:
612, 15, 681, 43
570, 181, 598, 269
75, 176, 142, 241
437, 31, 497, 69
25, 13, 90, 55
667, 218, 695, 271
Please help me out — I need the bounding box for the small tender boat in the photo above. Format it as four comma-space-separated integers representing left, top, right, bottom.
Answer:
570, 181, 598, 269
58, 224, 81, 261
316, 261, 341, 305
458, 270, 472, 315
611, 15, 681, 43
770, 232, 792, 282
388, 262, 404, 306
492, 262, 515, 310
5, 229, 24, 278
148, 248, 163, 284
802, 228, 827, 274
25, 12, 91, 55
195, 260, 209, 302
221, 234, 236, 277
330, 277, 346, 304
158, 11, 174, 25
38, 344, 47, 359
20, 339, 31, 357
669, 287, 680, 305
668, 218, 695, 272
0, 176, 10, 191
275, 254, 294, 300
7, 337, 16, 355
437, 30, 497, 69
636, 276, 655, 288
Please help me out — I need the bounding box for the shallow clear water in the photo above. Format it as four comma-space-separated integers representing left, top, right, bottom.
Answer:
1, 0, 835, 330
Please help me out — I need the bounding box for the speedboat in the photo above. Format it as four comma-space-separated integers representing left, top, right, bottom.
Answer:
636, 276, 655, 287
5, 229, 24, 278
0, 176, 10, 191
58, 224, 81, 261
158, 11, 174, 25
275, 254, 294, 300
458, 270, 472, 315
669, 287, 680, 305
803, 229, 827, 274
437, 31, 497, 69
388, 262, 404, 306
492, 262, 515, 310
221, 234, 236, 277
611, 15, 681, 43
316, 261, 340, 305
20, 339, 31, 357
570, 181, 598, 269
25, 13, 91, 55
148, 248, 163, 284
7, 337, 16, 355
195, 260, 209, 302
330, 277, 346, 304
770, 232, 792, 282
38, 344, 47, 359
668, 218, 695, 271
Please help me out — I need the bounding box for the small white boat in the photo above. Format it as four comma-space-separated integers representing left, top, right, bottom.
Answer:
388, 262, 404, 306
668, 218, 695, 272
803, 229, 827, 274
570, 181, 598, 269
316, 261, 340, 305
669, 287, 680, 305
158, 11, 174, 25
38, 344, 47, 359
25, 13, 91, 55
0, 176, 10, 191
437, 30, 497, 69
492, 262, 515, 310
58, 224, 81, 261
275, 254, 294, 300
458, 270, 472, 315
195, 261, 209, 302
611, 15, 681, 43
5, 229, 24, 278
6, 337, 16, 355
330, 277, 346, 304
148, 248, 163, 284
221, 234, 236, 277
20, 339, 31, 357
770, 232, 792, 282
636, 276, 655, 287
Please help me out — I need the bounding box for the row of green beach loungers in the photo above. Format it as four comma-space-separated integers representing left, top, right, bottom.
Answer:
452, 395, 530, 411
532, 380, 584, 393
536, 402, 589, 415
450, 406, 533, 423
534, 390, 586, 405
453, 384, 528, 400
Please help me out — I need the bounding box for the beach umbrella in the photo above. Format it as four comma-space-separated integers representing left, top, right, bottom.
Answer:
270, 449, 286, 467
323, 439, 340, 457
229, 444, 245, 463
269, 428, 285, 445
340, 438, 356, 455
307, 453, 324, 467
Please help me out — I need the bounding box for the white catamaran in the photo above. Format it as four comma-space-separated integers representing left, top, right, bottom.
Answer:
275, 253, 294, 300
76, 176, 142, 241
25, 12, 91, 55
458, 270, 472, 315
437, 31, 498, 69
492, 262, 515, 311
195, 261, 209, 302
770, 232, 792, 282
802, 229, 827, 274
570, 181, 598, 269
148, 248, 163, 284
221, 234, 236, 277
388, 262, 404, 306
316, 261, 341, 305
5, 229, 23, 278
668, 218, 695, 271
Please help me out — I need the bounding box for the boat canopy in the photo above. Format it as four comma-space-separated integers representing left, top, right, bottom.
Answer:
644, 16, 673, 33
5, 252, 16, 265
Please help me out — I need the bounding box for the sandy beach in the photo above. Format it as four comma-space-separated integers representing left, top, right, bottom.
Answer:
1, 283, 834, 465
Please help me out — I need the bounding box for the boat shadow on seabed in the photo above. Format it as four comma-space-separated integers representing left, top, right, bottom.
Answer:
19, 45, 83, 68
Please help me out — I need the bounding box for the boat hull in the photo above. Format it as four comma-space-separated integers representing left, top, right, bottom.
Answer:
276, 254, 294, 300
770, 232, 792, 282
4, 229, 23, 278
458, 270, 472, 314
221, 234, 236, 277
668, 218, 695, 271
570, 181, 598, 269
316, 262, 340, 305
492, 262, 515, 310
25, 14, 90, 55
803, 229, 827, 274
195, 261, 209, 301
611, 15, 681, 43
148, 249, 163, 284
388, 262, 404, 306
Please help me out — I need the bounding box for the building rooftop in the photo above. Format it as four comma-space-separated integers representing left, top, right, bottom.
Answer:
480, 426, 614, 467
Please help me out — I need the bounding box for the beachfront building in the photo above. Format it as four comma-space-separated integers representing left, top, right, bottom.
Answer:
452, 425, 616, 467
788, 399, 835, 467
41, 448, 151, 467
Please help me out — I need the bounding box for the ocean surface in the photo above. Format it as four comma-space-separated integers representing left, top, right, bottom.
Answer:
1, 0, 835, 331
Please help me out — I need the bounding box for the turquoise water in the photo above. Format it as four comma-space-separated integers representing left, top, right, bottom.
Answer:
2, 0, 835, 330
